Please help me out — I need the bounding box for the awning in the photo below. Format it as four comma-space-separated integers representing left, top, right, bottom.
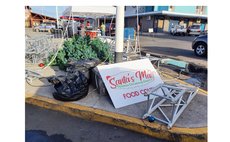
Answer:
62, 6, 116, 18
125, 10, 207, 19
60, 16, 85, 21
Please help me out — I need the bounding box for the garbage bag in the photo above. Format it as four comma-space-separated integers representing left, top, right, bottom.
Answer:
47, 70, 89, 101
65, 58, 100, 79
67, 58, 100, 69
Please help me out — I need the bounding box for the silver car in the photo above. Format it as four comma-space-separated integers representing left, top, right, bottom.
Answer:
192, 34, 207, 57
170, 25, 187, 36
187, 24, 201, 35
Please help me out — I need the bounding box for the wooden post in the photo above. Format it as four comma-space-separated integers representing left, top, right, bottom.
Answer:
31, 18, 33, 28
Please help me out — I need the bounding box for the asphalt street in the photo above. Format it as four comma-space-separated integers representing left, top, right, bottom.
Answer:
140, 33, 207, 68
26, 104, 169, 142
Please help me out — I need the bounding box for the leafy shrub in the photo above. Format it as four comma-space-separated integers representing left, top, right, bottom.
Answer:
46, 35, 113, 69
90, 38, 113, 62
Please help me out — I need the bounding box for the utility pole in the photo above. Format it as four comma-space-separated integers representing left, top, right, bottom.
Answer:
135, 6, 140, 53
56, 6, 59, 28
137, 6, 139, 32
114, 6, 125, 63
41, 6, 44, 15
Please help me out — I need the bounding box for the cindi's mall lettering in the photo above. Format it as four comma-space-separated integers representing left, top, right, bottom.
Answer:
106, 70, 155, 89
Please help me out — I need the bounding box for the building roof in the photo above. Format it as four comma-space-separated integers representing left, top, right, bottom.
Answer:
125, 10, 207, 19
31, 12, 57, 20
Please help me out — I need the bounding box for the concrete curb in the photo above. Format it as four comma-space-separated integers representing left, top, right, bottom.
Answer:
26, 94, 207, 142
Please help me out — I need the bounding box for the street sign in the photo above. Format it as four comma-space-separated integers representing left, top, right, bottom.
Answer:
97, 59, 164, 108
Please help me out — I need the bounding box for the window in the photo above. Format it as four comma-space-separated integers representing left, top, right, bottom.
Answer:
196, 6, 203, 14
200, 6, 206, 14
169, 6, 174, 11
145, 6, 154, 12
201, 6, 204, 11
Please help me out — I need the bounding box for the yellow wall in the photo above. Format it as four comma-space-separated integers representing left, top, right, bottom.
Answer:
163, 19, 169, 32
158, 20, 164, 28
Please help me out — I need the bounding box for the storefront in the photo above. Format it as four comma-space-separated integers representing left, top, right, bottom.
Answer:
125, 11, 207, 33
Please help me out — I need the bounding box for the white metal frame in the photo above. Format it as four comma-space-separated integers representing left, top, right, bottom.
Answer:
25, 35, 55, 64
25, 69, 42, 83
142, 83, 198, 128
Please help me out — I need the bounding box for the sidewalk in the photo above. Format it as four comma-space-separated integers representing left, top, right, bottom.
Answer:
140, 32, 170, 37
25, 66, 207, 142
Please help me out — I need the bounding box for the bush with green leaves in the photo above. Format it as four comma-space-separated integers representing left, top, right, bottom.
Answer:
90, 38, 113, 62
45, 35, 113, 69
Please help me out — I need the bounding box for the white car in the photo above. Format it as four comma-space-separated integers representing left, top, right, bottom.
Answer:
170, 25, 187, 36
33, 22, 56, 32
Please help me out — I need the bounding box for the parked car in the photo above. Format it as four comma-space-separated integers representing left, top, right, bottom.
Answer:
192, 34, 207, 57
105, 23, 115, 36
187, 24, 201, 36
57, 24, 64, 30
33, 22, 56, 32
170, 25, 187, 36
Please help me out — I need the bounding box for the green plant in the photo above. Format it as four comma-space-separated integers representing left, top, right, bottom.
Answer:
91, 38, 113, 62
46, 35, 113, 69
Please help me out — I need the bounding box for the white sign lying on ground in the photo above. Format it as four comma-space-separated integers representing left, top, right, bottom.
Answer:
97, 58, 164, 108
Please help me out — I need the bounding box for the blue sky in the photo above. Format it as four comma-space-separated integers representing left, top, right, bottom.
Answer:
31, 6, 69, 18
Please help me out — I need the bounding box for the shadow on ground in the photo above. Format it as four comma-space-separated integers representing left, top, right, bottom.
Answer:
140, 33, 197, 42
26, 130, 72, 142
142, 46, 207, 62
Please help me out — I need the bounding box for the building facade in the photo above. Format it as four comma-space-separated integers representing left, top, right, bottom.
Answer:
25, 6, 32, 28
25, 6, 57, 28
125, 6, 208, 33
